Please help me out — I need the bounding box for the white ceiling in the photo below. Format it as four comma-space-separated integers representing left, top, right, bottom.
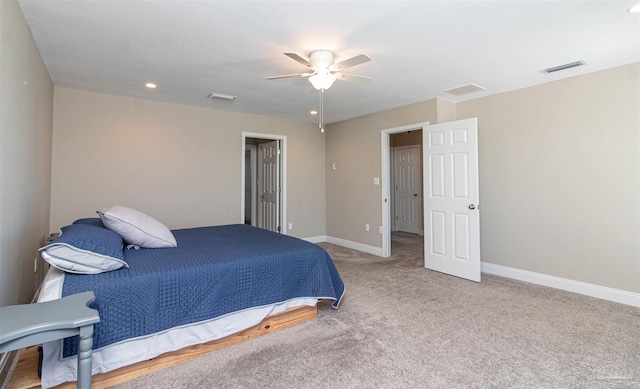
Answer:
18, 0, 640, 124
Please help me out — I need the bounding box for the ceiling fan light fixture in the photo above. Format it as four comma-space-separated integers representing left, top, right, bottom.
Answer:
309, 70, 336, 91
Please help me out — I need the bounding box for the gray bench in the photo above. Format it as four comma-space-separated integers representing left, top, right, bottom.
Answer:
0, 291, 100, 389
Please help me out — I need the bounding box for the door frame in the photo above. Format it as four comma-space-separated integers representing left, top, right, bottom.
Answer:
241, 132, 287, 234
381, 122, 428, 257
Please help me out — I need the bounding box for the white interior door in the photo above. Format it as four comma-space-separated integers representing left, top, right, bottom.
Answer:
423, 118, 480, 282
244, 145, 257, 226
257, 140, 280, 232
394, 145, 421, 234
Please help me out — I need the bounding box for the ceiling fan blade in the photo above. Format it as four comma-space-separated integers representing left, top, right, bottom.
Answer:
266, 73, 312, 80
333, 54, 371, 70
335, 73, 373, 84
284, 52, 313, 68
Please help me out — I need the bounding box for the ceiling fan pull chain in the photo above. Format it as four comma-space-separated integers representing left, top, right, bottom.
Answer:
320, 89, 325, 133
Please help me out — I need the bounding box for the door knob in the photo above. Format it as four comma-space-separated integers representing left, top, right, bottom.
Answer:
468, 204, 476, 210
413, 193, 418, 197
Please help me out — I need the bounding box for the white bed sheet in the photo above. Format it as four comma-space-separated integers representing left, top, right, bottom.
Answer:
38, 267, 317, 389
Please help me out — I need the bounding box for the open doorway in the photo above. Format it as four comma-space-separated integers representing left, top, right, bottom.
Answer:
382, 119, 481, 281
390, 132, 423, 258
241, 133, 287, 234
391, 136, 423, 235
381, 122, 428, 257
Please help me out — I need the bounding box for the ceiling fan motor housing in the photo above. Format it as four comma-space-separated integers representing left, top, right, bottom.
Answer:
309, 50, 335, 70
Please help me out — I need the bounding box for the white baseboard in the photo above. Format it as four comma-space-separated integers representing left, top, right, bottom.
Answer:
326, 236, 383, 256
308, 235, 384, 257
303, 235, 327, 244
303, 235, 639, 308
482, 262, 640, 308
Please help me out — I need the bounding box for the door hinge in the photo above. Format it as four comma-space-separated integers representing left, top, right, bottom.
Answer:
277, 149, 281, 155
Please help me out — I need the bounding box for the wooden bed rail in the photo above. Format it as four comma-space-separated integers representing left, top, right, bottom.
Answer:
6, 304, 317, 389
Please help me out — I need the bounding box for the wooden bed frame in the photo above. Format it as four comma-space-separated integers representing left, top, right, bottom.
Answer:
6, 304, 317, 389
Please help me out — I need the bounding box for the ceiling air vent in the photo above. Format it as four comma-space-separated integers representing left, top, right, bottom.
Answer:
542, 60, 586, 74
208, 92, 237, 101
445, 83, 485, 96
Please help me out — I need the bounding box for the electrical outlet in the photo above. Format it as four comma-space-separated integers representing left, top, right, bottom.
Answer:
365, 224, 370, 231
288, 223, 293, 230
34, 257, 38, 273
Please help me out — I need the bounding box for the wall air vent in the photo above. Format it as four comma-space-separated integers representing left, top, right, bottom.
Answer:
542, 60, 586, 73
445, 83, 485, 96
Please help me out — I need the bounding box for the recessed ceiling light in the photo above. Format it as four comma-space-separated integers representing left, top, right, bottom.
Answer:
145, 82, 157, 89
310, 110, 318, 115
628, 3, 640, 13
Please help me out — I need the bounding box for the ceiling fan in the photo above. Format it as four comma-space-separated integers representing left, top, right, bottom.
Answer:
267, 51, 372, 91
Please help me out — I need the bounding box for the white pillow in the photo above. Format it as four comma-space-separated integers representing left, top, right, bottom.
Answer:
40, 224, 128, 274
98, 206, 177, 248
41, 247, 128, 274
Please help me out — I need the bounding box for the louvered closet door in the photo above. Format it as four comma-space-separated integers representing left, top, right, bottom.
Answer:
257, 141, 280, 233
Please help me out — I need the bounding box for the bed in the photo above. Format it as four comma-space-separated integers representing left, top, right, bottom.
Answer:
37, 213, 345, 389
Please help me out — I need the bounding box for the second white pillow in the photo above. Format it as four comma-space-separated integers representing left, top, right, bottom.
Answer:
98, 205, 177, 248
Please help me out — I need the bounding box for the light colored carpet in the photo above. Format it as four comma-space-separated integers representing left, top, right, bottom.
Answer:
114, 233, 640, 388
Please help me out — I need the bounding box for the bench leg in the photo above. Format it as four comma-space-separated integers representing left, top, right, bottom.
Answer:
77, 326, 94, 389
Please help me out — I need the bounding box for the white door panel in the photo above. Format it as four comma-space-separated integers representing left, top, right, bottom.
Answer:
423, 118, 480, 282
394, 146, 421, 234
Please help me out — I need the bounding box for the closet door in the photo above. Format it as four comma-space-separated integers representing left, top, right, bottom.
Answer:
257, 140, 280, 233
394, 145, 421, 234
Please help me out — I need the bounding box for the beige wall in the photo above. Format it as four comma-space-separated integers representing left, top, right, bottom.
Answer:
325, 64, 638, 294
437, 98, 456, 123
0, 0, 54, 306
457, 63, 639, 293
325, 99, 439, 247
51, 88, 326, 239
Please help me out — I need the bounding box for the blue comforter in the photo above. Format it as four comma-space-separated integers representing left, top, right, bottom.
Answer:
61, 224, 344, 356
